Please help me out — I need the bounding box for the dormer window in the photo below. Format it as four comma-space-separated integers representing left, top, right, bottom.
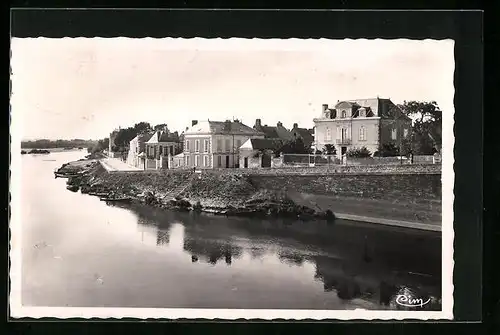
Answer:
341, 110, 347, 118
359, 108, 366, 117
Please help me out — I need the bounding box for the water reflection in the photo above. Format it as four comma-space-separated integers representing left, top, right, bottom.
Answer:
110, 201, 441, 310
22, 152, 441, 310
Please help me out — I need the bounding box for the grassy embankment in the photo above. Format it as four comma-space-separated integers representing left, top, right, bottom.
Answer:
58, 160, 335, 221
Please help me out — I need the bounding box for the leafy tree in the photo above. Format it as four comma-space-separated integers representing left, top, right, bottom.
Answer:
322, 144, 337, 156
374, 142, 399, 157
278, 137, 310, 155
346, 147, 372, 158
89, 137, 109, 153
134, 122, 152, 134
398, 101, 442, 154
153, 123, 168, 132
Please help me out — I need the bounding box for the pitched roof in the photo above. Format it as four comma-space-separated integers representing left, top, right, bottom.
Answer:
291, 127, 314, 146
158, 131, 179, 142
185, 120, 264, 136
146, 130, 179, 144
247, 138, 285, 151
258, 126, 280, 138
325, 98, 410, 120
254, 124, 294, 141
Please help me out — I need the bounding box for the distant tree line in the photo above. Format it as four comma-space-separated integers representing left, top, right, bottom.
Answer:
21, 139, 97, 149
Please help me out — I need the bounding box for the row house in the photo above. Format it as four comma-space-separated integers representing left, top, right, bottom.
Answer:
254, 119, 314, 150
126, 131, 154, 169
145, 128, 182, 170
253, 119, 295, 141
183, 119, 265, 169
313, 97, 412, 157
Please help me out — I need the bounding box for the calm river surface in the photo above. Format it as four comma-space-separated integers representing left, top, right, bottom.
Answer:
21, 150, 442, 310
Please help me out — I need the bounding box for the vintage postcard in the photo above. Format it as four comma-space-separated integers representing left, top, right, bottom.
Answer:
10, 37, 454, 320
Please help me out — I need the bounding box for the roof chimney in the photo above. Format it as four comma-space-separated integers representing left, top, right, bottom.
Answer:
255, 119, 262, 129
224, 120, 232, 132
192, 120, 198, 126
293, 123, 298, 129
277, 121, 283, 127
322, 104, 328, 112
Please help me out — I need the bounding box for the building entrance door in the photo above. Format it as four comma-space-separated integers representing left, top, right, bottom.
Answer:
261, 154, 271, 168
225, 155, 230, 168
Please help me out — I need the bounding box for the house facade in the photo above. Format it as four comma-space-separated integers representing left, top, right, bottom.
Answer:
313, 98, 412, 157
126, 132, 153, 169
183, 120, 265, 169
145, 127, 182, 170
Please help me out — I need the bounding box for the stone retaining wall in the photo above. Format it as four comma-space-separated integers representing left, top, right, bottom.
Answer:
249, 173, 442, 203
203, 163, 441, 176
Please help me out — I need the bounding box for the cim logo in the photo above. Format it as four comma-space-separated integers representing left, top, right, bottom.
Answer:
395, 294, 431, 308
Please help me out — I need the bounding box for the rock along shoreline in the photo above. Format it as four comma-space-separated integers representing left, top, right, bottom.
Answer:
56, 158, 337, 223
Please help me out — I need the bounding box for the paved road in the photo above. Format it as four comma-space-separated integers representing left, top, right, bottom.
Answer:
101, 158, 142, 172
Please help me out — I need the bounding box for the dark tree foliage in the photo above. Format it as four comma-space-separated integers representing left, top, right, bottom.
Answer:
277, 137, 311, 155
113, 122, 153, 150
374, 142, 399, 157
398, 101, 442, 154
346, 146, 372, 158
322, 144, 337, 155
21, 139, 97, 149
89, 137, 109, 153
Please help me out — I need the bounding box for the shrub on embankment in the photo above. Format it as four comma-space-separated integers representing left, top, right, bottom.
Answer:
180, 173, 256, 207
91, 169, 193, 198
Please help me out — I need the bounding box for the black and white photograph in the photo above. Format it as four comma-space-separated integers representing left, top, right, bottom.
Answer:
10, 35, 454, 320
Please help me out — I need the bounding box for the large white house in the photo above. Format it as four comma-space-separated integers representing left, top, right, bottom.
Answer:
182, 120, 265, 169
313, 98, 412, 157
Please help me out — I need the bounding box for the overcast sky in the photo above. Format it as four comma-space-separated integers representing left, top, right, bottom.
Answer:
11, 38, 454, 141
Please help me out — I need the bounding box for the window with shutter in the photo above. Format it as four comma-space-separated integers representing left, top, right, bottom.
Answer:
217, 139, 222, 152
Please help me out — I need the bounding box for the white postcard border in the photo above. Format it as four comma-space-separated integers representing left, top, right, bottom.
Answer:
9, 37, 455, 320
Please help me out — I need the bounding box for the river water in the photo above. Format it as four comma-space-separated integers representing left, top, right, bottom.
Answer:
20, 150, 442, 310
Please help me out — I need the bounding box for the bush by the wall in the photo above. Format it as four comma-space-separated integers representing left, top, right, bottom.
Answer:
346, 147, 372, 158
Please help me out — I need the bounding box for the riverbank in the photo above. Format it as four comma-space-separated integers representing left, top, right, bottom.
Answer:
56, 158, 441, 231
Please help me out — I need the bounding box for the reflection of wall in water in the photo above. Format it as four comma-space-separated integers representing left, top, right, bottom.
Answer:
278, 252, 306, 267
313, 255, 441, 310
184, 237, 242, 266
156, 229, 170, 246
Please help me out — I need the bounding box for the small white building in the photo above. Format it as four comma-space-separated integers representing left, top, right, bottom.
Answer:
144, 128, 182, 170
183, 119, 265, 169
126, 132, 154, 169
